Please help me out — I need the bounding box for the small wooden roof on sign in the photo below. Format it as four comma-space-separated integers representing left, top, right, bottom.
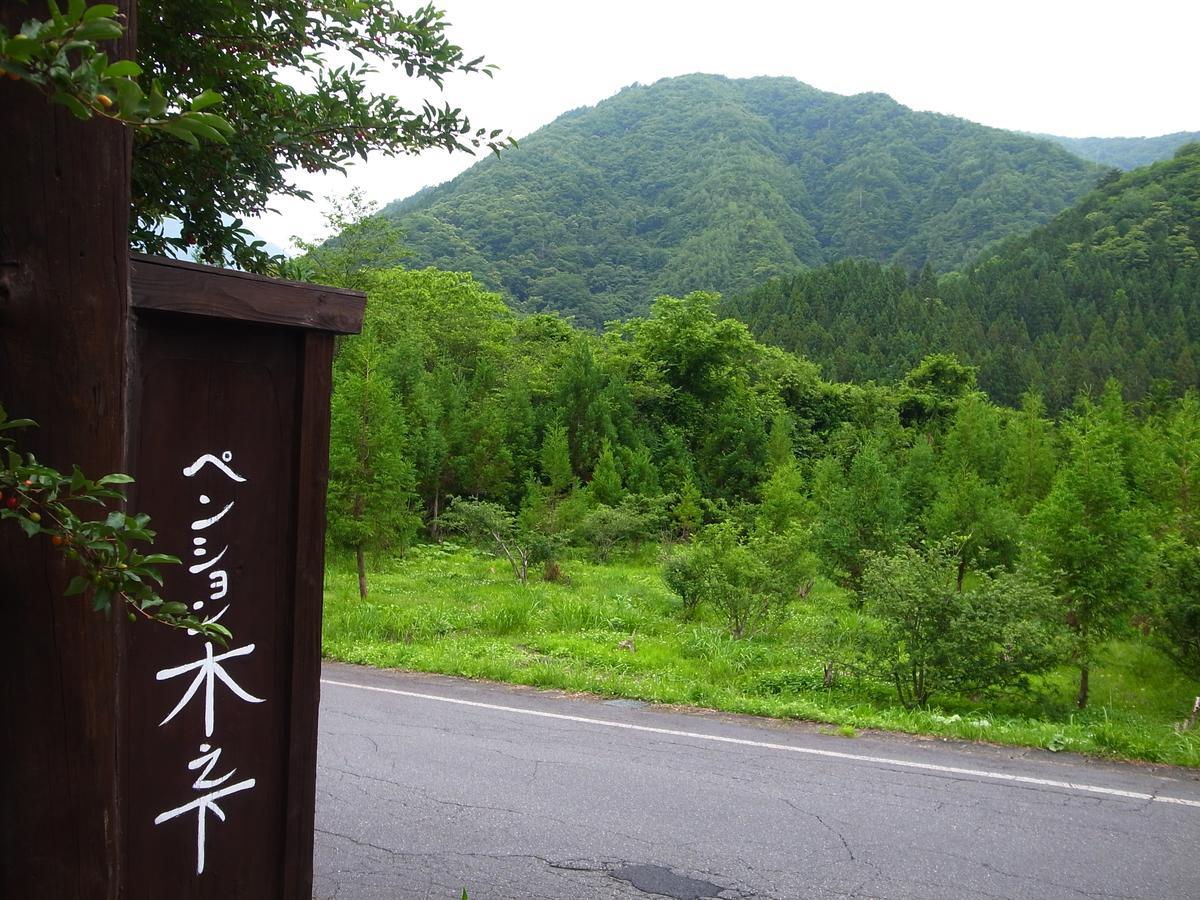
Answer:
130, 253, 366, 335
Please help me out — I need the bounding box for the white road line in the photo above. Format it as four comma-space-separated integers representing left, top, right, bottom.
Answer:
320, 678, 1200, 809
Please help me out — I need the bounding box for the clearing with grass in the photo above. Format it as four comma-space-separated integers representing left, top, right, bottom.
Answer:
324, 546, 1200, 767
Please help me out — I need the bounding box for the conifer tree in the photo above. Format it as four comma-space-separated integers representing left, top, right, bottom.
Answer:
589, 439, 624, 507
1027, 415, 1152, 707
326, 329, 421, 598
673, 478, 704, 540
812, 440, 907, 592
540, 424, 576, 495
765, 411, 795, 469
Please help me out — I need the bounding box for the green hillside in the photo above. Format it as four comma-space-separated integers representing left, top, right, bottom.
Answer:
725, 144, 1200, 408
1037, 132, 1200, 171
379, 74, 1101, 325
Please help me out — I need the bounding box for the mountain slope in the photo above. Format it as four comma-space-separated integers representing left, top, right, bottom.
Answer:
1037, 132, 1200, 171
724, 144, 1200, 409
380, 74, 1101, 325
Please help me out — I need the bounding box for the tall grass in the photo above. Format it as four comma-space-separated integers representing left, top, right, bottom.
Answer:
323, 547, 1200, 767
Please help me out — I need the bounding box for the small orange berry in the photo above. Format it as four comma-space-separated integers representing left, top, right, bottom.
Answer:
97, 94, 114, 108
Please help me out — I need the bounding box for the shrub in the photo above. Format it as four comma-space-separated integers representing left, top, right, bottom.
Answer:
857, 541, 1064, 708
572, 504, 646, 562
662, 522, 812, 638
441, 497, 556, 584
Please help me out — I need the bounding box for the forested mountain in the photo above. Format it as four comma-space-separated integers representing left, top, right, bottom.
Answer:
1038, 132, 1200, 171
725, 144, 1200, 409
378, 74, 1101, 325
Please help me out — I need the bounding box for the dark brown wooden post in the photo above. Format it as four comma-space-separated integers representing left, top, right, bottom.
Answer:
0, 2, 135, 897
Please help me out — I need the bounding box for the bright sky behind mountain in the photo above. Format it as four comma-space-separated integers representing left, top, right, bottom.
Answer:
248, 0, 1199, 251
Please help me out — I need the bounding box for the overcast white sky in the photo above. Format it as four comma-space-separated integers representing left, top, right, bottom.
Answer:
248, 0, 1200, 252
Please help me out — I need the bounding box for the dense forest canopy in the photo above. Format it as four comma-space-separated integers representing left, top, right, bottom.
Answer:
320, 256, 1200, 711
373, 74, 1108, 325
726, 144, 1200, 410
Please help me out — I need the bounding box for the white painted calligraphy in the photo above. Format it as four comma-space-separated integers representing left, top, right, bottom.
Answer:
155, 447, 261, 875
191, 500, 235, 531
154, 743, 256, 874
157, 642, 265, 737
188, 544, 227, 574
183, 450, 246, 482
207, 570, 229, 601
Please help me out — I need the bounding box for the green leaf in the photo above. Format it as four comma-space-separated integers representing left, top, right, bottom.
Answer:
64, 575, 90, 597
66, 0, 87, 23
2, 41, 36, 63
104, 510, 126, 528
92, 587, 111, 612
103, 60, 141, 78
191, 111, 234, 135
189, 89, 223, 112
97, 473, 134, 485
147, 79, 166, 118
175, 115, 227, 144
82, 5, 120, 22
18, 517, 42, 537
75, 20, 124, 42
50, 93, 92, 120
114, 77, 144, 117
159, 121, 198, 147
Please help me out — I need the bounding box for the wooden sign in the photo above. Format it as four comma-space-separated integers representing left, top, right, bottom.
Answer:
123, 256, 364, 898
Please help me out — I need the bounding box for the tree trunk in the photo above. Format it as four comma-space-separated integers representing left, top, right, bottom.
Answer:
1077, 663, 1090, 709
1182, 696, 1200, 731
356, 545, 368, 599
352, 491, 367, 597
956, 556, 966, 592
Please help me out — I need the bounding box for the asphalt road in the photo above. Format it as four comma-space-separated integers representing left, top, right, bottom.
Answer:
312, 661, 1200, 900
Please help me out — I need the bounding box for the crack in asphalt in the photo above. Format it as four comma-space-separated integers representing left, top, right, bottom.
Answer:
316, 831, 660, 898
319, 828, 759, 900
919, 845, 1141, 900
320, 762, 660, 849
780, 797, 857, 864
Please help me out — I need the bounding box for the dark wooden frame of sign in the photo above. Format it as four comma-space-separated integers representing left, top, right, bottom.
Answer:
124, 254, 364, 899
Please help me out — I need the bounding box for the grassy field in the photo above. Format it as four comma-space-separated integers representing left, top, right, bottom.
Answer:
322, 544, 1200, 767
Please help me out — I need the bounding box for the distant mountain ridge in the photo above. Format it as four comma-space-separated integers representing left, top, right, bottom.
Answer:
377, 74, 1107, 324
1035, 132, 1200, 171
